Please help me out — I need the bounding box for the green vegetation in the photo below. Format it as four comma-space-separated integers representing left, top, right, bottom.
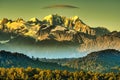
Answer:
39, 49, 120, 73
0, 50, 74, 71
0, 67, 120, 80
63, 49, 120, 73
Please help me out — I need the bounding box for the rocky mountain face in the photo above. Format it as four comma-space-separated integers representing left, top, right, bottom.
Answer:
0, 14, 110, 42
0, 50, 74, 71
63, 49, 120, 72
78, 31, 120, 53
43, 15, 96, 35
0, 14, 119, 57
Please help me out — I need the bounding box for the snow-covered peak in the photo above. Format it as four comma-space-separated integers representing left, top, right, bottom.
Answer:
51, 26, 67, 32
0, 20, 2, 24
71, 16, 80, 23
29, 17, 39, 22
72, 16, 79, 20
43, 14, 63, 25
43, 14, 53, 21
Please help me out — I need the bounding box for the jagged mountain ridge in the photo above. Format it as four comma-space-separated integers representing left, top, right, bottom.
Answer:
0, 15, 119, 58
78, 31, 120, 53
0, 31, 119, 58
0, 14, 110, 42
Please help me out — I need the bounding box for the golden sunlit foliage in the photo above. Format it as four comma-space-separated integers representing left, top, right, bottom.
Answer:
0, 67, 120, 80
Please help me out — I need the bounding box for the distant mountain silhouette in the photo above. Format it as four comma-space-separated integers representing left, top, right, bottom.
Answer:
0, 50, 74, 71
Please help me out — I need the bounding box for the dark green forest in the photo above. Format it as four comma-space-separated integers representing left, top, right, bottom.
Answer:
0, 49, 120, 79
39, 49, 120, 73
0, 50, 74, 71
